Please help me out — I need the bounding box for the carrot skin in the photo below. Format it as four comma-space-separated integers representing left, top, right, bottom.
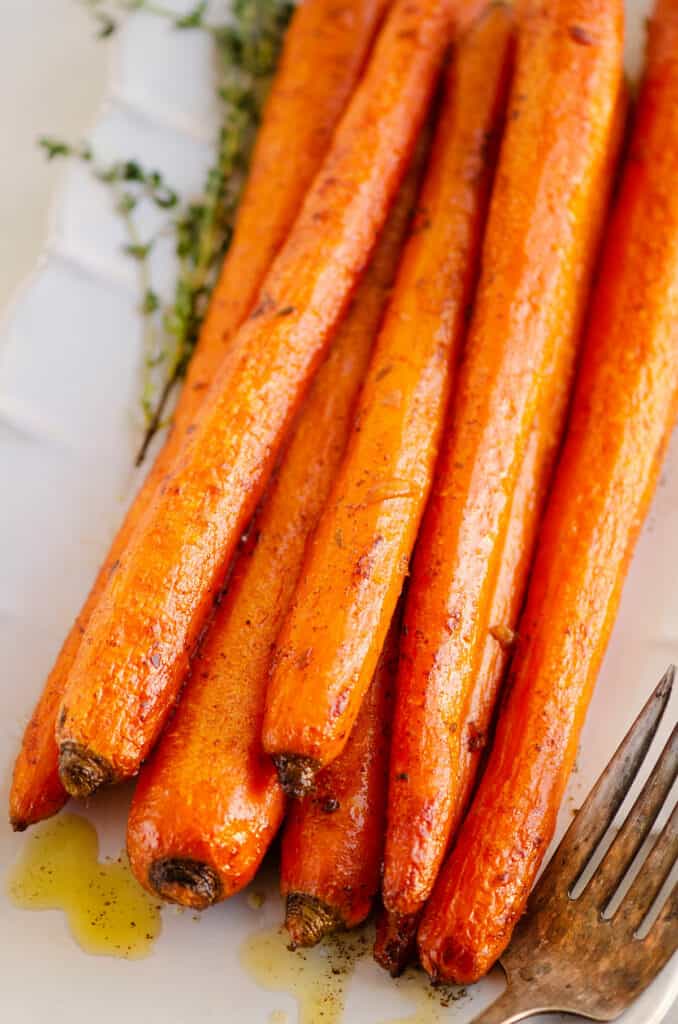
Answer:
377, 75, 630, 977
448, 79, 628, 840
262, 3, 513, 796
374, 410, 565, 975
125, 163, 422, 907
380, 0, 625, 942
8, 0, 386, 830
54, 0, 457, 797
375, 78, 627, 974
373, 265, 584, 975
281, 615, 399, 946
418, 0, 678, 983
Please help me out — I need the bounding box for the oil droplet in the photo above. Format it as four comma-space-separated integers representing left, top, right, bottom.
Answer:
7, 813, 161, 958
247, 888, 267, 911
241, 924, 369, 1024
380, 966, 468, 1023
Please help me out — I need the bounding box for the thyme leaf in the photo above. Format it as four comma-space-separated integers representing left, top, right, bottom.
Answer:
125, 241, 153, 260
39, 137, 92, 161
142, 289, 160, 314
174, 1, 208, 29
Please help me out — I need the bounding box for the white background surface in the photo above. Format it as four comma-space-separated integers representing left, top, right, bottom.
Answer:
0, 0, 108, 311
0, 1, 676, 1021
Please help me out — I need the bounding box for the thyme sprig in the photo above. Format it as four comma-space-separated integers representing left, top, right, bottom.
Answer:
59, 0, 292, 462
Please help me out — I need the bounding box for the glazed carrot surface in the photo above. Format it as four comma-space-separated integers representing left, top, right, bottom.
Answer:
54, 0, 456, 798
418, 0, 678, 984
378, 0, 625, 968
262, 3, 513, 799
374, 335, 573, 973
126, 164, 421, 908
281, 615, 399, 947
8, 0, 385, 831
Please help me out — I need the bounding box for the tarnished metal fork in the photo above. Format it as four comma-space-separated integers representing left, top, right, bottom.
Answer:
471, 666, 678, 1023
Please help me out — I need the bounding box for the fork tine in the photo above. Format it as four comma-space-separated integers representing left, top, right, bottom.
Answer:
615, 801, 678, 934
532, 667, 674, 903
584, 723, 678, 910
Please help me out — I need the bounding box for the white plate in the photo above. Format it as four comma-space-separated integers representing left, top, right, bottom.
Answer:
0, 2, 676, 1022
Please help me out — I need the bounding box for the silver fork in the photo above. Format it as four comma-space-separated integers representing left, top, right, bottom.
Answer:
471, 665, 678, 1023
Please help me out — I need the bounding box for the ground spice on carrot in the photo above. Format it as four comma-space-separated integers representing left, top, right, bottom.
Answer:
54, 0, 459, 798
8, 0, 387, 832
262, 2, 513, 800
125, 160, 422, 907
418, 0, 678, 983
379, 0, 625, 973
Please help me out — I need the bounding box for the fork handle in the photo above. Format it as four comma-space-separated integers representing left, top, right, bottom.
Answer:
469, 984, 554, 1024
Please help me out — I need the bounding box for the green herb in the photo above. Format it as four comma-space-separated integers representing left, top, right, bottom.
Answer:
124, 242, 153, 260
55, 0, 292, 463
174, 1, 208, 29
39, 138, 92, 161
142, 289, 160, 314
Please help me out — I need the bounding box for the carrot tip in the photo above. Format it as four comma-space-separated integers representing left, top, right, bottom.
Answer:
148, 857, 222, 909
58, 742, 114, 798
374, 906, 419, 976
10, 817, 28, 833
273, 754, 319, 798
285, 892, 343, 948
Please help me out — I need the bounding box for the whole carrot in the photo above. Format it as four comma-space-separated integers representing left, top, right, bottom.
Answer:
281, 615, 399, 947
379, 0, 625, 969
55, 0, 459, 798
443, 77, 626, 841
8, 0, 386, 831
126, 162, 422, 908
262, 3, 513, 798
374, 385, 567, 973
418, 0, 678, 984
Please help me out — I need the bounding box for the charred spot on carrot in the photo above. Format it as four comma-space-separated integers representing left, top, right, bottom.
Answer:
58, 742, 114, 798
466, 723, 487, 753
273, 754, 319, 798
285, 892, 343, 948
248, 292, 276, 318
569, 25, 595, 46
148, 857, 222, 910
373, 907, 419, 977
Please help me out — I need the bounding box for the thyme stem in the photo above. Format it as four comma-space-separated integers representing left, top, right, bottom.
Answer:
134, 370, 179, 466
112, 185, 162, 427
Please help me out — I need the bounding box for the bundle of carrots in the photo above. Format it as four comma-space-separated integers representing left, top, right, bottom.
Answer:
10, 0, 678, 992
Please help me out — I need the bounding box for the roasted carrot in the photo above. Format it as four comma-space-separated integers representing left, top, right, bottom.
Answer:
281, 614, 399, 947
443, 76, 626, 840
54, 0, 458, 798
125, 161, 422, 908
374, 393, 566, 974
380, 52, 628, 979
8, 0, 386, 831
418, 0, 678, 984
376, 0, 625, 969
262, 3, 513, 799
